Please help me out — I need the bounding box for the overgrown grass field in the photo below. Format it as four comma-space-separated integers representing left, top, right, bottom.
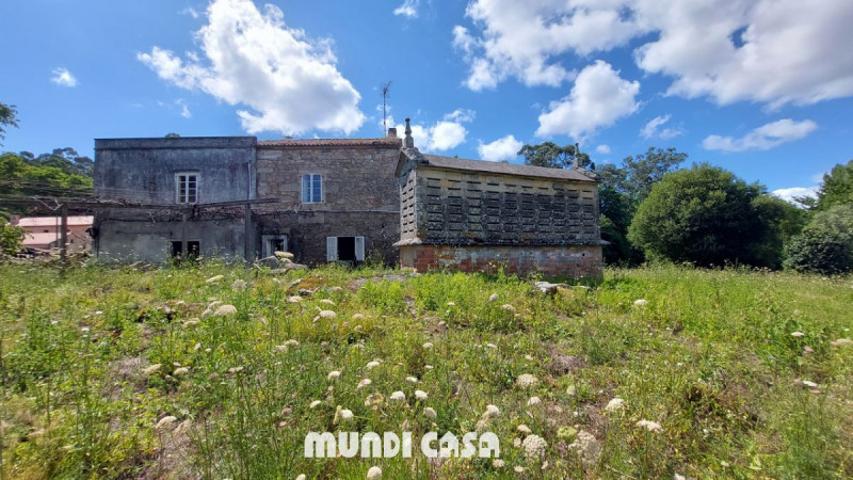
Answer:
1, 263, 850, 479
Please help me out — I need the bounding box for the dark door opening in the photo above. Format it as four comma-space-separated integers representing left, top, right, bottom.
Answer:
337, 236, 356, 262
171, 241, 200, 259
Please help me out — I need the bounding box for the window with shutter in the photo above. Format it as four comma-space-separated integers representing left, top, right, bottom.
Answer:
302, 174, 323, 203
326, 236, 338, 262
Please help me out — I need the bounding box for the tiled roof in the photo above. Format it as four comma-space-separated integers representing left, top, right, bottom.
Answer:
258, 137, 402, 148
420, 154, 596, 182
16, 216, 94, 227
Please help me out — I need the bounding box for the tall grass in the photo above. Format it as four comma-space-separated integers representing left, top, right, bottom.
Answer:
0, 262, 850, 479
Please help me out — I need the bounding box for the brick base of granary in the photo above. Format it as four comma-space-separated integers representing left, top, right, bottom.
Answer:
399, 244, 603, 279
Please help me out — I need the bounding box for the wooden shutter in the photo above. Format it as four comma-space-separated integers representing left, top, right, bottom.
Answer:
355, 236, 365, 262
326, 237, 338, 262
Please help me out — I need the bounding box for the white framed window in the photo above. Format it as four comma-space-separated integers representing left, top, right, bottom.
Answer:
326, 236, 365, 263
301, 174, 323, 203
175, 172, 199, 204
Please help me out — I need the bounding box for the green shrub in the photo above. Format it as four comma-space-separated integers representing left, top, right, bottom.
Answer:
628, 164, 784, 267
784, 204, 853, 275
0, 221, 24, 255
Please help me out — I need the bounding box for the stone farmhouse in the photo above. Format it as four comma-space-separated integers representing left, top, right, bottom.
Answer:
93, 121, 603, 278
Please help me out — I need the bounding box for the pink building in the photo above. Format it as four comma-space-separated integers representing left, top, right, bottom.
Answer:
13, 216, 94, 252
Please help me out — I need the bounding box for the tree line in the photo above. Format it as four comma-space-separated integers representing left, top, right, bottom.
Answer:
519, 142, 852, 275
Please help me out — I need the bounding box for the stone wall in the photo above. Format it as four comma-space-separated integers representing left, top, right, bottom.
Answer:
255, 143, 402, 265
411, 166, 599, 246
399, 244, 603, 280
97, 218, 245, 263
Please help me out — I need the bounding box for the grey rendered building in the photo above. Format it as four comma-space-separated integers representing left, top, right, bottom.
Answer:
94, 134, 403, 265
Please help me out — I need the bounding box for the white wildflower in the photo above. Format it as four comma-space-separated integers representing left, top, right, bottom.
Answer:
390, 391, 406, 402
801, 379, 818, 388
516, 424, 532, 435
287, 296, 303, 303
320, 299, 335, 306
636, 419, 663, 432
173, 367, 190, 376
338, 408, 354, 422
227, 366, 244, 374
514, 466, 525, 473
446, 301, 456, 307
205, 274, 224, 284
352, 313, 365, 320
791, 331, 805, 338
406, 376, 419, 384
414, 390, 428, 400
492, 458, 505, 468
515, 374, 539, 389
213, 304, 237, 317
605, 397, 625, 413
568, 430, 602, 466
831, 338, 852, 347
483, 404, 500, 418
366, 466, 382, 480
423, 407, 437, 419
501, 304, 516, 313
327, 370, 341, 381
296, 475, 306, 480
485, 343, 497, 349
155, 415, 178, 430
309, 400, 322, 409
422, 342, 433, 349
357, 378, 372, 390
527, 396, 542, 407
522, 434, 548, 460
488, 293, 499, 302
319, 310, 337, 319
183, 319, 200, 327
633, 298, 648, 307
231, 279, 247, 290
366, 360, 381, 370
142, 364, 162, 375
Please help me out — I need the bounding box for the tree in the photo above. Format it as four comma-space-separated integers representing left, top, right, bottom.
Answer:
0, 222, 24, 255
599, 147, 687, 204
518, 142, 592, 170
628, 164, 782, 267
815, 160, 852, 211
596, 147, 688, 265
0, 101, 18, 145
784, 204, 853, 275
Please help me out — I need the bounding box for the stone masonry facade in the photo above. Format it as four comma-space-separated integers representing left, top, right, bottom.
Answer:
395, 129, 604, 279
254, 140, 402, 265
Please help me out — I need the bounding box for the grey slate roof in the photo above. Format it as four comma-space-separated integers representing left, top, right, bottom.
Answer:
419, 154, 596, 182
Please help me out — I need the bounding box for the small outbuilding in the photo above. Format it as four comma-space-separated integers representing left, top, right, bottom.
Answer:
394, 120, 603, 279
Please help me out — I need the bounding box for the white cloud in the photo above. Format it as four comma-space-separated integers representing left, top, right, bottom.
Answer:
138, 0, 365, 136
181, 7, 200, 19
595, 144, 611, 154
453, 0, 853, 107
51, 67, 77, 87
392, 109, 474, 152
703, 118, 817, 152
453, 0, 639, 90
176, 99, 192, 119
640, 114, 682, 140
771, 186, 819, 207
478, 135, 523, 162
393, 0, 419, 18
536, 60, 639, 139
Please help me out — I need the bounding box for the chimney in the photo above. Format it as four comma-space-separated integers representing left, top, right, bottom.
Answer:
573, 142, 581, 170
387, 127, 397, 138
404, 117, 414, 148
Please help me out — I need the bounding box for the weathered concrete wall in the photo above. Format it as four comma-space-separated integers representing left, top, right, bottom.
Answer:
94, 137, 256, 204
255, 143, 401, 264
409, 166, 600, 246
93, 137, 256, 262
97, 219, 245, 263
400, 244, 604, 279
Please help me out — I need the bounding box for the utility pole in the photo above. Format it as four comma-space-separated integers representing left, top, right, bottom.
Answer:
59, 203, 68, 264
381, 81, 392, 132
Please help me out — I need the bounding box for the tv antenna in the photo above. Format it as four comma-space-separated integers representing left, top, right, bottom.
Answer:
381, 81, 392, 132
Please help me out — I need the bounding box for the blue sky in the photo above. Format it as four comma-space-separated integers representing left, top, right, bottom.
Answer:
1, 0, 851, 200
